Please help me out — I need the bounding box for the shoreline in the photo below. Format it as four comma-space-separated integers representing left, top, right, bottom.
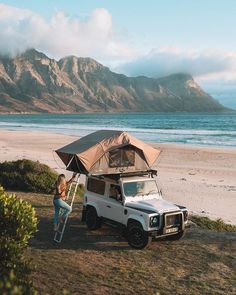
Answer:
0, 128, 236, 224
1, 127, 236, 151
1, 110, 235, 114
2, 126, 236, 153
1, 111, 236, 149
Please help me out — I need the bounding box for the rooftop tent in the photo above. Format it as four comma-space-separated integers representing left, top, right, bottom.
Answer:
55, 130, 161, 175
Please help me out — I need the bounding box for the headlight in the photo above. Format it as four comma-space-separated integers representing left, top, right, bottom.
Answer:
149, 215, 159, 228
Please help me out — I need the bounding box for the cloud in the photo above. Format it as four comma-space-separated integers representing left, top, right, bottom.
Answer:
0, 4, 134, 62
1, 3, 235, 80
117, 47, 236, 79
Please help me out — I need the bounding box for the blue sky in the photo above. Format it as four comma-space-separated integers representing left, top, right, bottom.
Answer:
1, 0, 236, 107
3, 0, 236, 50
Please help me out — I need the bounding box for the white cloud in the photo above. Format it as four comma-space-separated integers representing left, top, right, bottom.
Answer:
117, 47, 236, 79
0, 4, 134, 62
1, 3, 235, 81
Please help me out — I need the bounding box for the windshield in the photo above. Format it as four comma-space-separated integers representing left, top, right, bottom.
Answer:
123, 179, 158, 197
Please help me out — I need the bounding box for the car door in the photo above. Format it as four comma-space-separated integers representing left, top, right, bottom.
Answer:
102, 184, 124, 223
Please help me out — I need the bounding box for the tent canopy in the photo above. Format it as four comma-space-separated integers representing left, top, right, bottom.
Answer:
55, 130, 161, 175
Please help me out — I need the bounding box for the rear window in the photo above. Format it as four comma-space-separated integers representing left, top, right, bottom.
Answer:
109, 147, 135, 167
87, 178, 105, 195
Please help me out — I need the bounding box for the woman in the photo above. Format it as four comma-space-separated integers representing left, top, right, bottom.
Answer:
53, 173, 76, 231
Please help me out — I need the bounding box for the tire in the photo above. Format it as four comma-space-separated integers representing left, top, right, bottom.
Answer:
127, 222, 152, 249
166, 230, 185, 241
85, 207, 101, 230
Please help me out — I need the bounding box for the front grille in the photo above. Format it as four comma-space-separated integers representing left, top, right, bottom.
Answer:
166, 214, 181, 227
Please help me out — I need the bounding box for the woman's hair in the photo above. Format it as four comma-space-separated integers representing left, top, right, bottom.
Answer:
55, 174, 66, 187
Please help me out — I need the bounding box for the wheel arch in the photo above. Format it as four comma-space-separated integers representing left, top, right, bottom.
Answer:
127, 216, 146, 231
85, 202, 100, 217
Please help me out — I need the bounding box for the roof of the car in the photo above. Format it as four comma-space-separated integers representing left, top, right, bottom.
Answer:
120, 176, 153, 182
87, 175, 154, 183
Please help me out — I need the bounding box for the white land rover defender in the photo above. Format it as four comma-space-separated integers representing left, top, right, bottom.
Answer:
82, 171, 188, 249
55, 129, 188, 248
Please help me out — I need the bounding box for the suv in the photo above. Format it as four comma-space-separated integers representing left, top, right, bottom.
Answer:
82, 172, 188, 249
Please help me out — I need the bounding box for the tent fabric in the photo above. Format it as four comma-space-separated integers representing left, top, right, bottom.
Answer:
55, 130, 161, 175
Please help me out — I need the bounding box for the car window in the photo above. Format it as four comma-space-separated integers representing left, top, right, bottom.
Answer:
123, 180, 158, 197
109, 184, 122, 201
87, 178, 105, 195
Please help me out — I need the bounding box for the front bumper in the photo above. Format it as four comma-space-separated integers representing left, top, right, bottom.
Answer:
148, 211, 186, 238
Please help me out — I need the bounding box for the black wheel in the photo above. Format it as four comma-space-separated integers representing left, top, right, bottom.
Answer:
166, 230, 185, 241
127, 222, 152, 249
85, 207, 101, 230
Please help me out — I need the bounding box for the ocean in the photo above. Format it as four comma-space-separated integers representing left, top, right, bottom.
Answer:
0, 112, 236, 148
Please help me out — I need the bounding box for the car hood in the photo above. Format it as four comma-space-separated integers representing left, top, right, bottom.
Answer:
125, 197, 179, 214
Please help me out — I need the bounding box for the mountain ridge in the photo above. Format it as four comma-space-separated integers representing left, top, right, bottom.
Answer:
0, 49, 228, 113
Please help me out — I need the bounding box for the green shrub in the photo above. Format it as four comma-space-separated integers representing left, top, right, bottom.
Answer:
0, 159, 58, 193
70, 183, 84, 199
191, 215, 236, 232
0, 187, 38, 294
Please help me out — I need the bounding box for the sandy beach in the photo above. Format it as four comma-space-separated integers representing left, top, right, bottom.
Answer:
0, 129, 236, 224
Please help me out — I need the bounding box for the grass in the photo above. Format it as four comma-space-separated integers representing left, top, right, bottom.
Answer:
14, 191, 236, 295
190, 216, 236, 232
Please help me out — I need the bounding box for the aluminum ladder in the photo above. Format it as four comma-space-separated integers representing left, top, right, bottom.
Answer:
54, 174, 80, 243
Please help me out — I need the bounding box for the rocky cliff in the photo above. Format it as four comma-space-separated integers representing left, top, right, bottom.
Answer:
0, 49, 227, 113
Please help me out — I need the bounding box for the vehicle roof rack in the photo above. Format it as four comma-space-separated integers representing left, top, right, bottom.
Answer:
90, 169, 157, 181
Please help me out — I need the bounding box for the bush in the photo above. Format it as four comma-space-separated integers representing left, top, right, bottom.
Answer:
0, 159, 58, 193
71, 183, 84, 199
0, 187, 38, 294
191, 215, 236, 232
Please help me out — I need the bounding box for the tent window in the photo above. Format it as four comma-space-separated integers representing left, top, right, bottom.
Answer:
87, 178, 105, 195
109, 147, 135, 167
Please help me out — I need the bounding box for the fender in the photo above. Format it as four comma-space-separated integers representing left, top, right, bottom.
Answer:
86, 202, 101, 217
127, 214, 147, 231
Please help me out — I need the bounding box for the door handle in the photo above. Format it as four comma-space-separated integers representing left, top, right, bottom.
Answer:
107, 205, 111, 208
